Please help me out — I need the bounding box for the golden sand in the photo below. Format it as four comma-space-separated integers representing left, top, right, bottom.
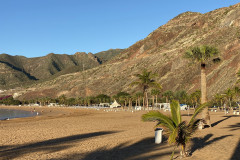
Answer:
0, 106, 239, 160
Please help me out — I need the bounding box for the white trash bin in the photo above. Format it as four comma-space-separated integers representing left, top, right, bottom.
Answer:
155, 128, 163, 144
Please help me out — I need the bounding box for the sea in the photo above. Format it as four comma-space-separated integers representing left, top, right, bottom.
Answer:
0, 108, 38, 120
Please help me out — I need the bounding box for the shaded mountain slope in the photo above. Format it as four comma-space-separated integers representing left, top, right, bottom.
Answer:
95, 49, 124, 64
0, 49, 123, 89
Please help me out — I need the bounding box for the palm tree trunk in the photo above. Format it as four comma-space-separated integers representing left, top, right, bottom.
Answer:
130, 99, 133, 110
129, 99, 131, 110
143, 97, 145, 110
152, 95, 155, 110
229, 98, 232, 110
181, 144, 187, 157
146, 92, 149, 110
201, 63, 211, 127
138, 97, 140, 107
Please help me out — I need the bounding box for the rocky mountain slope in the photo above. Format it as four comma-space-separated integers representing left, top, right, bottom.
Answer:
0, 49, 123, 89
4, 3, 240, 100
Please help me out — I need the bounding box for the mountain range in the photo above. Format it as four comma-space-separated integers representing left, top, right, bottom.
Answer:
0, 49, 123, 89
1, 3, 240, 100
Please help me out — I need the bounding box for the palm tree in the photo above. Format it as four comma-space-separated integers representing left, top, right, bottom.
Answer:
113, 92, 130, 109
214, 93, 224, 109
130, 69, 161, 109
233, 87, 240, 113
162, 90, 174, 103
190, 90, 201, 108
58, 94, 67, 105
225, 88, 234, 110
151, 89, 161, 108
135, 92, 143, 107
126, 94, 133, 110
184, 45, 219, 127
175, 90, 188, 104
142, 100, 207, 158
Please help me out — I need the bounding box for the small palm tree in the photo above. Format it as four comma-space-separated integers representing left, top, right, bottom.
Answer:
225, 88, 234, 110
184, 45, 220, 127
130, 69, 161, 109
175, 90, 188, 104
134, 92, 143, 107
214, 93, 224, 109
190, 90, 201, 108
58, 94, 67, 105
142, 100, 207, 158
233, 87, 240, 113
162, 90, 174, 103
151, 89, 161, 108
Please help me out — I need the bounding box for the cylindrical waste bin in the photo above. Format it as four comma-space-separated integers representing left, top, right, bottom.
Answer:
155, 128, 163, 144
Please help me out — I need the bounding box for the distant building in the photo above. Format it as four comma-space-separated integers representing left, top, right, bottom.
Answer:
110, 100, 121, 108
155, 103, 170, 110
48, 103, 58, 106
99, 103, 110, 107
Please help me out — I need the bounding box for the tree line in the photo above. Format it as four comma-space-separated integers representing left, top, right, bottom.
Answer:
1, 87, 239, 110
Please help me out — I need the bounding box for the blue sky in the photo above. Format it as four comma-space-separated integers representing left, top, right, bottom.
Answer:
0, 0, 239, 58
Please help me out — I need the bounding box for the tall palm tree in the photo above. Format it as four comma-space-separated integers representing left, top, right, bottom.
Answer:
184, 45, 219, 127
142, 100, 207, 158
130, 69, 161, 109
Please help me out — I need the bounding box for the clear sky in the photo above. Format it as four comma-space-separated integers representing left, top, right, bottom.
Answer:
0, 0, 239, 58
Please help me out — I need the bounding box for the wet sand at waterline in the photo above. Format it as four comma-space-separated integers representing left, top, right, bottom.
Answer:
0, 106, 239, 160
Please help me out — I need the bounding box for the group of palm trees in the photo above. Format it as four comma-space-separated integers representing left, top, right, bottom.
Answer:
141, 45, 240, 159
213, 86, 240, 110
141, 45, 222, 158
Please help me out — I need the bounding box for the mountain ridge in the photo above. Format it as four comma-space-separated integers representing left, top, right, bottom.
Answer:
0, 49, 124, 89
1, 3, 240, 100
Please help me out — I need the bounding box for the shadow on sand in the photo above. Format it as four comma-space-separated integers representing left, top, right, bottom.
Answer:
0, 131, 118, 159
181, 114, 193, 117
58, 136, 174, 160
225, 122, 240, 131
190, 134, 232, 155
230, 139, 240, 160
211, 116, 233, 127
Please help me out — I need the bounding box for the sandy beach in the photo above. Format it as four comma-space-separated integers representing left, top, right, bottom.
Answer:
0, 106, 239, 160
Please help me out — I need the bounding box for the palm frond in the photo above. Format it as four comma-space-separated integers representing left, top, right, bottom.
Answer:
149, 81, 162, 89
168, 127, 179, 144
170, 100, 181, 125
142, 111, 175, 131
189, 103, 208, 124
184, 45, 219, 64
129, 81, 141, 87
187, 119, 201, 134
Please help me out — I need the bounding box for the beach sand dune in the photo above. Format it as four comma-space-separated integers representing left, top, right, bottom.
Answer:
0, 106, 239, 160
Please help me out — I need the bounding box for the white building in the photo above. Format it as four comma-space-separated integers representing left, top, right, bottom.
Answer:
110, 100, 121, 108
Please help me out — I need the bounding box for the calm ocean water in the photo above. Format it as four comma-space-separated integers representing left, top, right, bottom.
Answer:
0, 108, 37, 120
